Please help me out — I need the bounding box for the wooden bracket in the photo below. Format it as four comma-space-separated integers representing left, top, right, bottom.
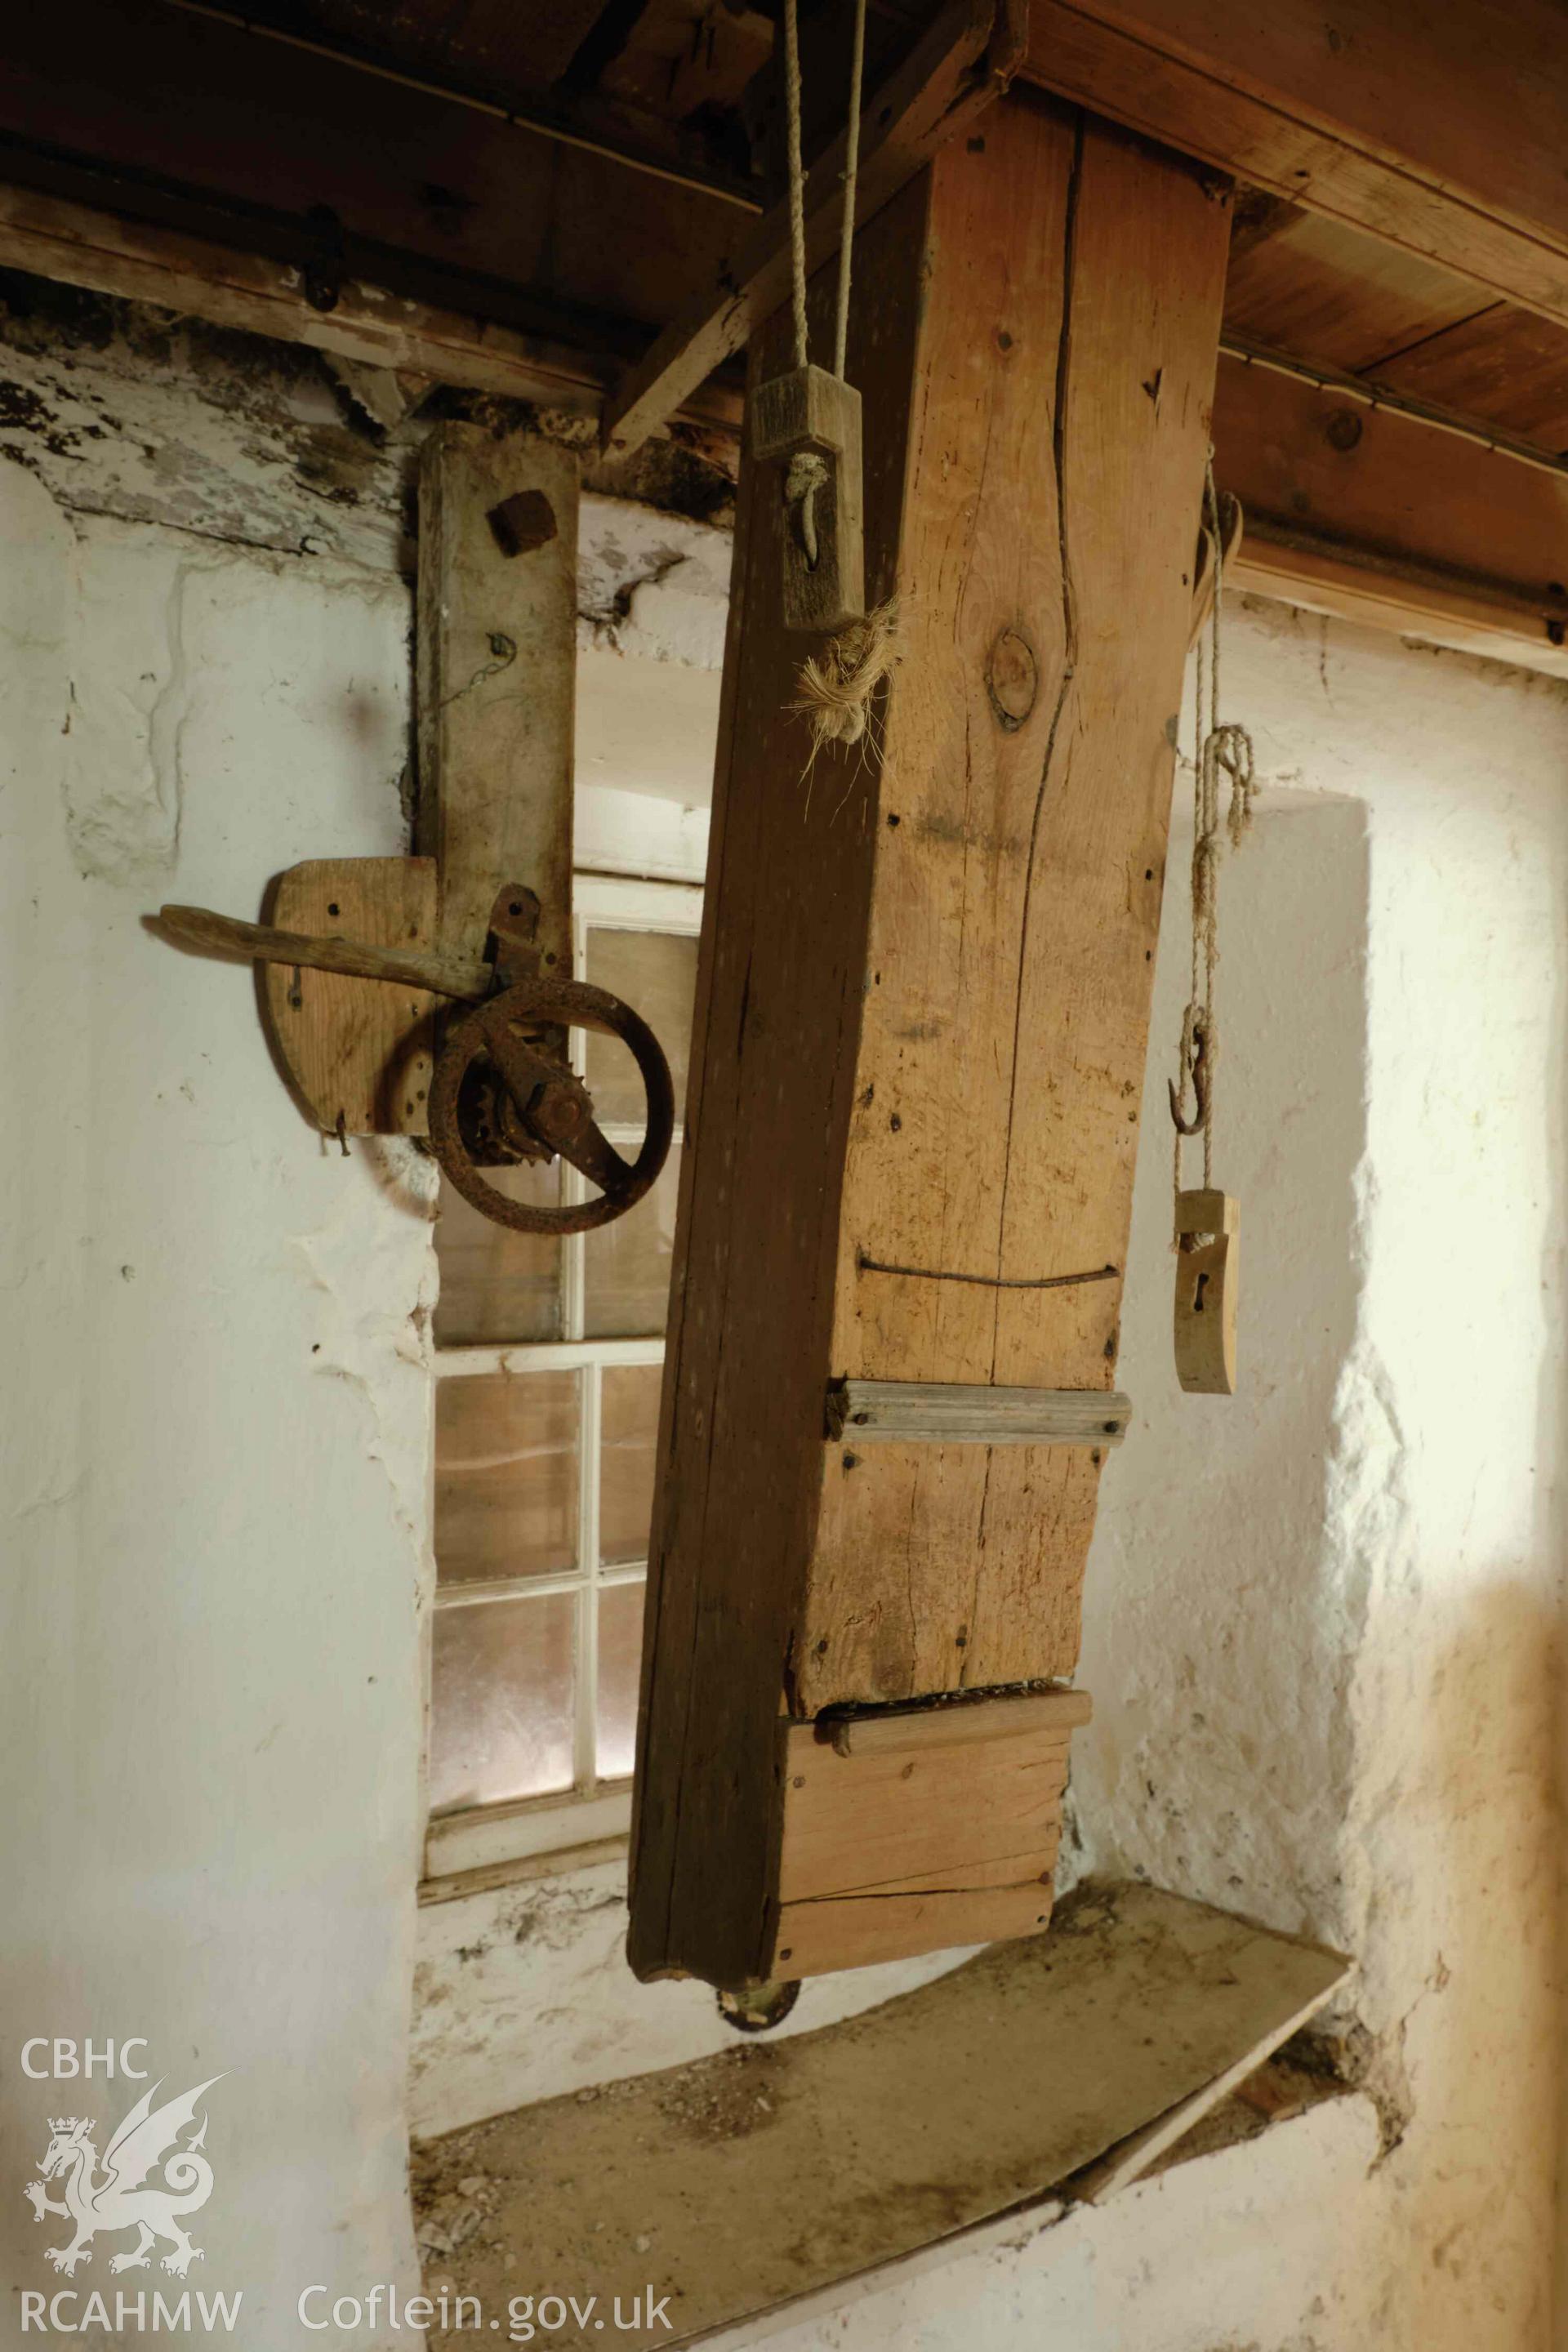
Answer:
751, 364, 865, 632
1174, 1187, 1239, 1394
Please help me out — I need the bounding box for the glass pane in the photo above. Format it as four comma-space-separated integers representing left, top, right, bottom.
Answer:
435, 1370, 579, 1588
583, 1150, 680, 1339
595, 1580, 645, 1783
601, 1364, 662, 1566
434, 1164, 563, 1347
584, 929, 699, 1125
429, 1592, 575, 1811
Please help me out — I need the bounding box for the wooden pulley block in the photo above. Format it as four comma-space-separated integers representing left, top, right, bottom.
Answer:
1174, 1187, 1239, 1395
751, 363, 865, 633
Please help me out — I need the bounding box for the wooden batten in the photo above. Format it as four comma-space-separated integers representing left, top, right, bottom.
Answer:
630, 92, 1232, 1991
826, 1379, 1133, 1446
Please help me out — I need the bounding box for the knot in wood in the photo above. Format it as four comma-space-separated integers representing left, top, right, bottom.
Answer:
986, 626, 1039, 731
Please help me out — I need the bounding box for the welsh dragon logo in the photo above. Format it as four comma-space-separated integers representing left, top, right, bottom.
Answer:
24, 2078, 223, 2278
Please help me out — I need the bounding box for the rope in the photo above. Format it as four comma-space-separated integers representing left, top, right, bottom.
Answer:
832, 0, 866, 382
782, 0, 866, 385
782, 0, 808, 371
1169, 458, 1256, 1196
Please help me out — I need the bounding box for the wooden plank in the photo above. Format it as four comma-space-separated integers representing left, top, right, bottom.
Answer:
260, 857, 438, 1136
827, 1686, 1092, 1757
630, 94, 1230, 1990
0, 0, 744, 350
1229, 537, 1568, 682
826, 1379, 1132, 1446
416, 426, 578, 966
1370, 304, 1568, 452
800, 105, 1229, 1717
0, 173, 742, 434
416, 1882, 1352, 2352
1020, 0, 1568, 327
1223, 207, 1490, 376
603, 0, 1025, 455
1211, 348, 1568, 672
771, 1693, 1081, 1984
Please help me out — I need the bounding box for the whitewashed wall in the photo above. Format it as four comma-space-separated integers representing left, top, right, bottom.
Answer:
0, 450, 434, 2333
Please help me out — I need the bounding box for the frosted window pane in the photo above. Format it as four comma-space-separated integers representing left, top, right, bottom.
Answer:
595, 1581, 645, 1784
435, 1370, 579, 1588
583, 1151, 679, 1339
430, 1594, 575, 1811
584, 929, 698, 1125
600, 1365, 662, 1566
434, 1164, 563, 1346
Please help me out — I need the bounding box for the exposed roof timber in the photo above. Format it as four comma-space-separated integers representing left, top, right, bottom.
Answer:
160, 0, 764, 210
1018, 1, 1568, 328
0, 173, 742, 434
604, 0, 1028, 455
4, 167, 1564, 684
1214, 350, 1568, 677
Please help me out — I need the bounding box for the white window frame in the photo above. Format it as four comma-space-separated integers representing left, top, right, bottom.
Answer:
424, 871, 702, 1886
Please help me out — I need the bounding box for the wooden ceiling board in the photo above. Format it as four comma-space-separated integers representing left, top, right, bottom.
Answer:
220, 0, 611, 96
1223, 208, 1490, 373
1371, 304, 1568, 455
4, 0, 742, 338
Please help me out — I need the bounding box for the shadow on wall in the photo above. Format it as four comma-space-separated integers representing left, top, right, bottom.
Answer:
1077, 791, 1373, 1933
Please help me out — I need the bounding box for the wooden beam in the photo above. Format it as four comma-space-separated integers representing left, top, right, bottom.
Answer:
416, 427, 578, 967
0, 175, 742, 434
1212, 348, 1568, 677
0, 0, 742, 368
602, 0, 1027, 456
1019, 0, 1568, 325
630, 91, 1231, 1991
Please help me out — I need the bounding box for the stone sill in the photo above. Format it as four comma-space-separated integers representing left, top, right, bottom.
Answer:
412, 1879, 1352, 2350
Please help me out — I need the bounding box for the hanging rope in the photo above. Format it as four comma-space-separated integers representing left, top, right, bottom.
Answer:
1169, 459, 1257, 1192
782, 0, 809, 373
781, 0, 898, 765
831, 0, 866, 384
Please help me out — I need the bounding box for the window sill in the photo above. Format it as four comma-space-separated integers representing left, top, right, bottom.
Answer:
423, 1786, 632, 1887
412, 1878, 1352, 2348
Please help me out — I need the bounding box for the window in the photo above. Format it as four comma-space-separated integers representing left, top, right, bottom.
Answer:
424, 872, 702, 1881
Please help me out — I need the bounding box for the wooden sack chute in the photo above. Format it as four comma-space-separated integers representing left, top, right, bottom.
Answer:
629, 55, 1236, 2000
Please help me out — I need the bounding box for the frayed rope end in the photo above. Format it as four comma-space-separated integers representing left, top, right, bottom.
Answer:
791, 597, 902, 755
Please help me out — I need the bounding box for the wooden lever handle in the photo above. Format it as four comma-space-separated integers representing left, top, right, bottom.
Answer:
156, 903, 492, 1003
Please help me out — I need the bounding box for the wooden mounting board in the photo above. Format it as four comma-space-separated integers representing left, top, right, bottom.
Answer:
261, 857, 437, 1137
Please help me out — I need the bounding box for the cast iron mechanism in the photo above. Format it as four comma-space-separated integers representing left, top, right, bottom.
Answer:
429, 976, 674, 1235
154, 878, 674, 1236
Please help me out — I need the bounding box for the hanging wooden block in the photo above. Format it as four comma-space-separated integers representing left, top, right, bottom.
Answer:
261, 857, 438, 1138
750, 363, 865, 633
1174, 1187, 1240, 1395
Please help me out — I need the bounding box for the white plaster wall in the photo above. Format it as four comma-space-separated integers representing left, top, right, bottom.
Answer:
0, 454, 436, 2337
1069, 597, 1568, 2350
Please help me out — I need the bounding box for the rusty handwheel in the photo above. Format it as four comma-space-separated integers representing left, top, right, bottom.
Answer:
429, 978, 675, 1236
